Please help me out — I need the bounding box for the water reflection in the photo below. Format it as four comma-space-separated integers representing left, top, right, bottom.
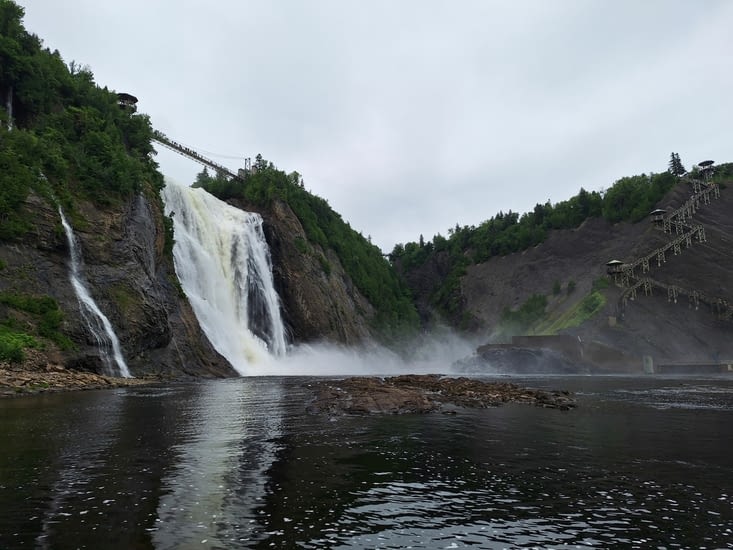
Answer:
35, 390, 126, 549
152, 379, 284, 548
1, 376, 732, 549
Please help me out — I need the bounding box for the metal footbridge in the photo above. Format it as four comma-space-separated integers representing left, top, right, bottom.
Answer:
151, 130, 248, 182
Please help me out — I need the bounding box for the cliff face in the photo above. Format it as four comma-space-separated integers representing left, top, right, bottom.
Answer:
0, 190, 235, 378
230, 197, 376, 345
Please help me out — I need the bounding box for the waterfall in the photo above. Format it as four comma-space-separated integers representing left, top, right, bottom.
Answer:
6, 86, 12, 131
161, 179, 287, 375
58, 208, 131, 378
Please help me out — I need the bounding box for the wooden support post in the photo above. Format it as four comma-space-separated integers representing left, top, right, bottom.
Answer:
644, 280, 652, 296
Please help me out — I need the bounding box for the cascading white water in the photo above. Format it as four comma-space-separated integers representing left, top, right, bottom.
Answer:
58, 208, 131, 378
161, 179, 287, 375
6, 86, 12, 131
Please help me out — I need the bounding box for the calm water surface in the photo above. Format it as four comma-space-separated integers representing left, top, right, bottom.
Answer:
0, 375, 732, 549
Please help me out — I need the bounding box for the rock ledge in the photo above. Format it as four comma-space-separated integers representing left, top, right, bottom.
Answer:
306, 374, 576, 415
0, 365, 155, 397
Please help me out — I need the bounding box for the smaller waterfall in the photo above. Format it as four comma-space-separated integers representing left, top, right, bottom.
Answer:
58, 208, 131, 378
162, 180, 287, 375
6, 86, 12, 131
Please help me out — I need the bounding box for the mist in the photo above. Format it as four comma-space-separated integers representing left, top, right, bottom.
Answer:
245, 330, 480, 377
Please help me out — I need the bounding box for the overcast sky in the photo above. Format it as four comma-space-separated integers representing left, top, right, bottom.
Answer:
20, 1, 733, 251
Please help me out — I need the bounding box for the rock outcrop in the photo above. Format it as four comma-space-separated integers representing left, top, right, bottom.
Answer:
0, 349, 154, 397
0, 190, 235, 378
231, 197, 376, 345
306, 374, 576, 415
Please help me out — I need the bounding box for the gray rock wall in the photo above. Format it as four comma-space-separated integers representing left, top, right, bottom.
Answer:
0, 190, 234, 378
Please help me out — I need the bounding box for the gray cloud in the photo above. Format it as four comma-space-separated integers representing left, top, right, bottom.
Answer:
21, 0, 733, 251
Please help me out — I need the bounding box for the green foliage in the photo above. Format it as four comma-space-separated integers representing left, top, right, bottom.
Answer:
317, 254, 332, 276
499, 293, 548, 336
591, 276, 610, 292
567, 280, 576, 294
552, 280, 561, 296
0, 292, 57, 314
0, 128, 38, 237
710, 162, 733, 187
580, 291, 605, 316
163, 213, 175, 257
543, 290, 607, 334
601, 172, 676, 223
192, 162, 420, 333
293, 236, 308, 254
393, 163, 680, 322
668, 152, 686, 176
0, 326, 37, 362
0, 292, 73, 349
0, 0, 162, 239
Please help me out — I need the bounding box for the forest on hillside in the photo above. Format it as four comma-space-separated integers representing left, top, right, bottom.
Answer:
0, 0, 162, 239
393, 158, 732, 322
0, 0, 166, 363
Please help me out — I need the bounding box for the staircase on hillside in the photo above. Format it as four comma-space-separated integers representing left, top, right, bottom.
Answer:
606, 162, 731, 321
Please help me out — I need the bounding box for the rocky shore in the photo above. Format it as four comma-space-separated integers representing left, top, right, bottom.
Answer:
306, 374, 576, 415
0, 367, 153, 397
0, 351, 154, 397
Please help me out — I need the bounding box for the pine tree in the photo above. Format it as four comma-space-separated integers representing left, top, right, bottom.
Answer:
668, 152, 686, 176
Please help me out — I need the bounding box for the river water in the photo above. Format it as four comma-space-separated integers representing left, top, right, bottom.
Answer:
0, 375, 731, 549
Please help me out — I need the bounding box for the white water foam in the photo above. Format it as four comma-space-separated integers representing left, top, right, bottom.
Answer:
162, 179, 287, 375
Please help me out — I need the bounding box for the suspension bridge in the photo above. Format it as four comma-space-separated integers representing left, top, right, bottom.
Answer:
151, 130, 250, 183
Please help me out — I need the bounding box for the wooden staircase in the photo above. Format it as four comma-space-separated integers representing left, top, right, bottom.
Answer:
608, 176, 731, 321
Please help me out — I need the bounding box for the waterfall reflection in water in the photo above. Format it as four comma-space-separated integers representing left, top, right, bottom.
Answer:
0, 375, 731, 549
152, 379, 284, 548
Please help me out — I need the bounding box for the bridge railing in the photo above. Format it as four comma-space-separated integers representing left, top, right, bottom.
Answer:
152, 130, 245, 183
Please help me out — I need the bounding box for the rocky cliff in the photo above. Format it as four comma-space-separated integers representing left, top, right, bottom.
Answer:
0, 189, 235, 378
407, 178, 733, 368
406, 179, 733, 371
230, 197, 377, 345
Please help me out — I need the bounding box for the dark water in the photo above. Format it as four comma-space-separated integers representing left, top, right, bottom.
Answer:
1, 375, 732, 549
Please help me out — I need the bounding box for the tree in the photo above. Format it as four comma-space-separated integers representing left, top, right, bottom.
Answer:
668, 152, 686, 176
255, 153, 267, 170
193, 167, 211, 187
